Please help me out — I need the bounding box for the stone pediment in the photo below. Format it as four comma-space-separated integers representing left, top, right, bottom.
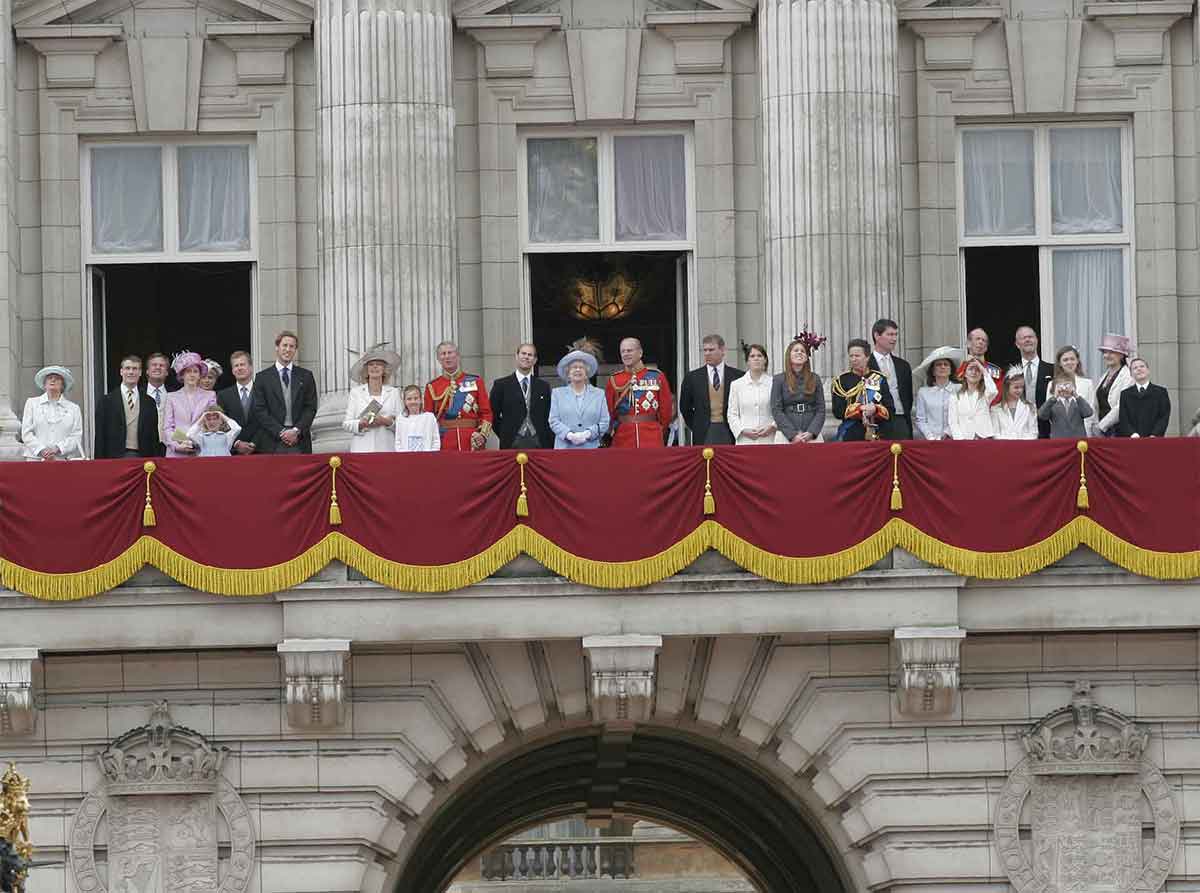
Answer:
452, 0, 755, 16
15, 0, 311, 30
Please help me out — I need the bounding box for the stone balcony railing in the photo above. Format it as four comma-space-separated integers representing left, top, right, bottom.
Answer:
480, 840, 635, 881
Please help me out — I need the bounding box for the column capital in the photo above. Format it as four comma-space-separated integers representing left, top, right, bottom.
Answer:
582, 635, 662, 725
0, 648, 39, 737
893, 627, 964, 716
278, 639, 350, 729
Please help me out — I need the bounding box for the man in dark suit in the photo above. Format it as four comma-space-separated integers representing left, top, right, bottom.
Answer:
1014, 325, 1054, 438
867, 318, 913, 440
679, 334, 744, 445
490, 343, 553, 449
95, 355, 160, 458
250, 330, 319, 453
1117, 357, 1171, 437
216, 350, 261, 455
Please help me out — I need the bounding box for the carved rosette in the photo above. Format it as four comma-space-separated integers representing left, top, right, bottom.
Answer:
994, 682, 1179, 893
69, 703, 255, 893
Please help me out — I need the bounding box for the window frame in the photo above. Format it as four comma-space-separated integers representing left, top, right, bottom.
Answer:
81, 136, 258, 265
518, 126, 696, 254
956, 120, 1136, 351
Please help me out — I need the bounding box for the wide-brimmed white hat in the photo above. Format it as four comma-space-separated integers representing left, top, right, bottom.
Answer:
556, 349, 598, 380
349, 344, 402, 383
914, 346, 964, 380
34, 364, 74, 393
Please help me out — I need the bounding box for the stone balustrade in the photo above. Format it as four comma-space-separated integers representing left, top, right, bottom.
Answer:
480, 840, 635, 881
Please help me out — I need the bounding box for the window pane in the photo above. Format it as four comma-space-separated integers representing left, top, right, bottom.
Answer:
1052, 248, 1124, 365
527, 138, 599, 242
962, 130, 1035, 236
1051, 127, 1122, 234
179, 146, 251, 251
615, 135, 687, 241
91, 146, 163, 253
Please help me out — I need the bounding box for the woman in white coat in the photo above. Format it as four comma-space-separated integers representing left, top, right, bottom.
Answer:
991, 366, 1037, 439
1093, 333, 1134, 436
21, 365, 84, 460
342, 346, 402, 453
727, 344, 785, 445
948, 359, 995, 440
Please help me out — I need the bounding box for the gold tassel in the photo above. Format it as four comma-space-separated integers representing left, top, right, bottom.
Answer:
328, 456, 343, 526
702, 448, 716, 515
1076, 440, 1089, 511
142, 461, 157, 527
889, 443, 903, 511
515, 453, 529, 517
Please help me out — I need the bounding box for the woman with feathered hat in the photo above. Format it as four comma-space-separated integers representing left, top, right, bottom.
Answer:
162, 351, 217, 457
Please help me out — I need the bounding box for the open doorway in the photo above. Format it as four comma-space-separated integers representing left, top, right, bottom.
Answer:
91, 262, 253, 403
528, 251, 685, 388
963, 246, 1039, 369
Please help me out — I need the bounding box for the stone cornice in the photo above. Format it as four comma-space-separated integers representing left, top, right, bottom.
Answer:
898, 7, 1002, 71
16, 25, 122, 88
206, 21, 311, 85
646, 10, 751, 74
458, 14, 561, 79
1085, 1, 1191, 65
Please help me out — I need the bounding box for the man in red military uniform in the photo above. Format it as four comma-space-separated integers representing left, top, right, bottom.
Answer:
605, 337, 673, 448
423, 341, 493, 451
957, 327, 1003, 403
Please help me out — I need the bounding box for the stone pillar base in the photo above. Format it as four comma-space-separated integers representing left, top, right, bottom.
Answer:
311, 394, 352, 454
0, 407, 23, 461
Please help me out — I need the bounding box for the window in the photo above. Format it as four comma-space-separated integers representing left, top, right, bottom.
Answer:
521, 129, 693, 251
958, 123, 1133, 362
84, 139, 255, 262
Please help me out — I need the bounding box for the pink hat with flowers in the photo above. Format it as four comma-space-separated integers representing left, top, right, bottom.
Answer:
171, 350, 206, 378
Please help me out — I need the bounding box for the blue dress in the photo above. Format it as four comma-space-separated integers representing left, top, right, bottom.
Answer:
549, 385, 609, 449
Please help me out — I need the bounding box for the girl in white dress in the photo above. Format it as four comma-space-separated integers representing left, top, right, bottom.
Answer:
991, 366, 1038, 440
948, 359, 995, 439
187, 408, 242, 456
395, 386, 440, 452
727, 344, 786, 445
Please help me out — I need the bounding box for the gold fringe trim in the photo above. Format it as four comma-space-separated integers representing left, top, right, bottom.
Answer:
4, 517, 1200, 600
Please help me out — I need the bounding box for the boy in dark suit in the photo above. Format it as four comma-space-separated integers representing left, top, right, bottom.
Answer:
1117, 357, 1171, 437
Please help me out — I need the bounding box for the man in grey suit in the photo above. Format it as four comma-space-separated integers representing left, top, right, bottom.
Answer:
250, 330, 319, 453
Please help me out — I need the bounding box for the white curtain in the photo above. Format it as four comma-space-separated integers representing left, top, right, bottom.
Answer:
962, 130, 1035, 237
1051, 127, 1122, 234
179, 146, 251, 251
1052, 248, 1124, 364
527, 138, 599, 242
91, 146, 163, 253
615, 135, 687, 241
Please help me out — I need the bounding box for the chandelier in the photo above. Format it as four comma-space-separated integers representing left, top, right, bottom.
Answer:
569, 272, 639, 321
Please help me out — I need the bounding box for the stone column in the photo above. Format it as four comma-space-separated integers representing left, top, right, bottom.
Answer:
312, 0, 456, 448
759, 0, 903, 375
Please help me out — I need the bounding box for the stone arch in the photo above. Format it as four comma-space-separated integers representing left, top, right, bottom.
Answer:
388, 724, 856, 893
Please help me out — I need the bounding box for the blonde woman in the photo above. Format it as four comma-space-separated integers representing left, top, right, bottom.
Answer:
342, 346, 401, 453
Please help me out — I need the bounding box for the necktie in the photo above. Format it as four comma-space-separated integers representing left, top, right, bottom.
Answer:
281, 367, 290, 389
521, 377, 528, 398
1025, 362, 1034, 397
240, 386, 250, 415
125, 389, 134, 412
712, 366, 720, 389
152, 387, 161, 408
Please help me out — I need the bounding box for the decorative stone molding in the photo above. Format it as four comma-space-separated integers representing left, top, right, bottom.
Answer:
278, 638, 350, 729
207, 22, 310, 85
16, 25, 122, 88
995, 681, 1179, 893
0, 648, 38, 737
893, 627, 964, 716
459, 15, 560, 78
565, 28, 642, 122
70, 702, 255, 893
898, 7, 1001, 71
1086, 2, 1190, 66
646, 10, 750, 74
582, 635, 662, 725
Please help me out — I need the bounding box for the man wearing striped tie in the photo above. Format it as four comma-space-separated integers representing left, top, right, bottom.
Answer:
95, 355, 160, 458
216, 351, 260, 455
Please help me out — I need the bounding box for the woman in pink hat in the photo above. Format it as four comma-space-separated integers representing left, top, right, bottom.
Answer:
1093, 333, 1134, 436
162, 350, 217, 457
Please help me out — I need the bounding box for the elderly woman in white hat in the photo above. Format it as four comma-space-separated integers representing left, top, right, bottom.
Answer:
341, 344, 402, 453
549, 349, 609, 449
912, 346, 962, 440
21, 365, 84, 460
1093, 333, 1134, 437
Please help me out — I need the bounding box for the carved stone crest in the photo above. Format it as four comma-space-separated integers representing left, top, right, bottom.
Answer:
69, 702, 255, 893
994, 682, 1179, 893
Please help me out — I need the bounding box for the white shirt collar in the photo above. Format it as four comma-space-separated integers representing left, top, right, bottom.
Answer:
146, 382, 164, 394
706, 361, 726, 379
872, 350, 891, 365
516, 370, 531, 383
237, 380, 252, 392
275, 361, 293, 373
121, 383, 137, 397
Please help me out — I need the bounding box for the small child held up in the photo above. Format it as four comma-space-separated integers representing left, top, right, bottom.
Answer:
394, 385, 440, 452
186, 407, 242, 457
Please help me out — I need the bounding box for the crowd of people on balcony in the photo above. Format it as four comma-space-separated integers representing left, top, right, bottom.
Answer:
14, 317, 1184, 460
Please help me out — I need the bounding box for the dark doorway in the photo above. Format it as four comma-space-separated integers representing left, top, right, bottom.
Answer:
94, 262, 253, 396
964, 246, 1039, 369
529, 252, 684, 386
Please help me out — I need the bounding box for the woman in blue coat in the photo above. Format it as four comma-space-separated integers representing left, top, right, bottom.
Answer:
549, 349, 610, 449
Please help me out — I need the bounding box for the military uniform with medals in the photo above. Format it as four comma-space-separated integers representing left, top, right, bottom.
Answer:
424, 370, 494, 451
831, 369, 895, 441
605, 365, 673, 449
